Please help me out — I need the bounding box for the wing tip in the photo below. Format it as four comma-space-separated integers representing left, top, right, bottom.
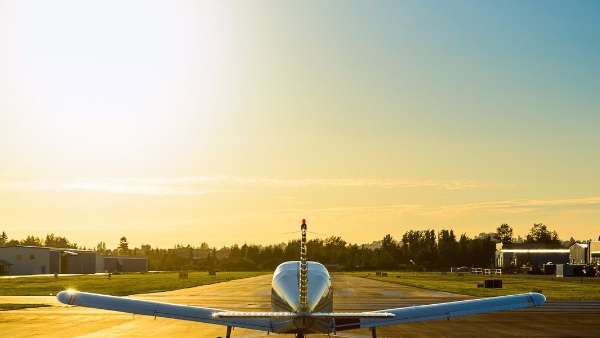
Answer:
528, 292, 546, 306
57, 289, 79, 305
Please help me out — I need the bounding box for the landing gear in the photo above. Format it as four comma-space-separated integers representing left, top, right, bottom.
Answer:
295, 334, 305, 338
370, 327, 377, 338
226, 326, 232, 338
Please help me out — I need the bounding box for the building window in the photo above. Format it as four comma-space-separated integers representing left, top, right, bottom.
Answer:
16, 254, 21, 260
30, 255, 35, 260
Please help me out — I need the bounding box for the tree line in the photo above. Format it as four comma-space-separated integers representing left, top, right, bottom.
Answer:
0, 232, 78, 249
0, 223, 571, 271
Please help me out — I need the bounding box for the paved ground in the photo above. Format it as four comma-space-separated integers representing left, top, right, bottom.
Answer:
0, 274, 598, 337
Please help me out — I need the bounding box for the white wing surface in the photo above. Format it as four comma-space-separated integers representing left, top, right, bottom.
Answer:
57, 290, 272, 331
334, 292, 546, 331
58, 290, 545, 333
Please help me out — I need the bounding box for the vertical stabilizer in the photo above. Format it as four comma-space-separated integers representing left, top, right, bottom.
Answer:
299, 219, 308, 311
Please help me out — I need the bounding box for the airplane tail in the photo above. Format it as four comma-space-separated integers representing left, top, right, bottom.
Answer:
299, 219, 308, 311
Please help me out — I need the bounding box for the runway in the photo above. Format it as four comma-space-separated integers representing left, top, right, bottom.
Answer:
1, 274, 598, 337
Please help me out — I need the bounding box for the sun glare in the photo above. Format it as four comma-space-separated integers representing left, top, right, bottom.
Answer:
4, 1, 240, 175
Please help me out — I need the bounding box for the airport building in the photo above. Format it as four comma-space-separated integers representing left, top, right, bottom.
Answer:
0, 246, 148, 276
96, 255, 148, 273
568, 241, 600, 265
495, 242, 570, 268
0, 246, 96, 275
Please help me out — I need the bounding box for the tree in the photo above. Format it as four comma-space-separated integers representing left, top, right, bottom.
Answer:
21, 235, 43, 246
438, 229, 459, 268
458, 234, 470, 265
244, 244, 260, 264
229, 244, 241, 259
119, 236, 129, 255
324, 236, 347, 264
381, 234, 397, 252
6, 239, 19, 246
400, 229, 438, 268
495, 223, 513, 244
526, 223, 561, 246
0, 231, 7, 246
468, 236, 496, 267
283, 239, 301, 261
97, 242, 107, 254
45, 233, 77, 248
400, 230, 422, 260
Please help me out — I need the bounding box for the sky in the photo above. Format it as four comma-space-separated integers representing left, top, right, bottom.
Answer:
1, 1, 599, 250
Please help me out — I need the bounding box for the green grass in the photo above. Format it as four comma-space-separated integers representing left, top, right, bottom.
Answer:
345, 271, 600, 301
0, 271, 267, 296
3, 270, 598, 301
0, 304, 51, 311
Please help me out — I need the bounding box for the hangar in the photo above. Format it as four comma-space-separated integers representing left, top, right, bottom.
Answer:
96, 255, 148, 273
0, 258, 13, 275
569, 241, 600, 265
0, 246, 147, 276
0, 246, 96, 275
495, 242, 569, 268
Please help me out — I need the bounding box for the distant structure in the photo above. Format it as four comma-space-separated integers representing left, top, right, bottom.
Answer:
0, 259, 13, 275
495, 242, 569, 267
96, 255, 148, 273
0, 246, 96, 275
569, 241, 600, 265
0, 246, 147, 276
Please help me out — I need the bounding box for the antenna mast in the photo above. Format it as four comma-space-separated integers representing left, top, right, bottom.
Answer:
299, 219, 308, 311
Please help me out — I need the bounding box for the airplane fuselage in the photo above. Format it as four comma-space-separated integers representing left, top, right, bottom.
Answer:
270, 261, 333, 333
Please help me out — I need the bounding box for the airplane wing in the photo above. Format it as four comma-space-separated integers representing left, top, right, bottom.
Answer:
58, 290, 545, 333
56, 290, 272, 332
334, 292, 545, 331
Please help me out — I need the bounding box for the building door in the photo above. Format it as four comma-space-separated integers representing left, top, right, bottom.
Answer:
61, 255, 69, 273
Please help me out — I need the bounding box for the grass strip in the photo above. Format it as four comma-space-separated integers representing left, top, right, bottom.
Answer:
0, 271, 267, 296
0, 304, 51, 311
346, 271, 600, 301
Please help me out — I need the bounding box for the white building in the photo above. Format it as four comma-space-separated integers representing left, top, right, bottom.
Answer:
0, 246, 96, 275
495, 242, 569, 267
569, 241, 600, 265
0, 246, 54, 275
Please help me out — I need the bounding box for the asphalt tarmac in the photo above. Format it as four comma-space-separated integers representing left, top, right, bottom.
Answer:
1, 274, 598, 337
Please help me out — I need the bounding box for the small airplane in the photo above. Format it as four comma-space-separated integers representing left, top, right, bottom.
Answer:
58, 219, 545, 338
